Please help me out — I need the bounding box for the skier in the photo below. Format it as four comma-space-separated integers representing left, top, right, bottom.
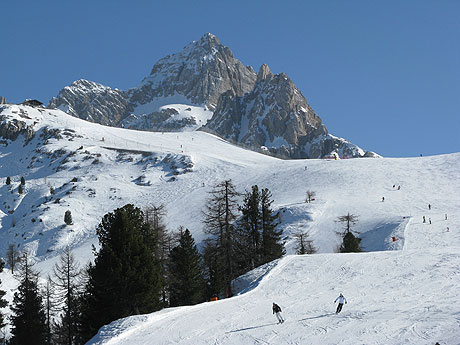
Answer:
429, 218, 432, 225
445, 214, 448, 220
397, 185, 401, 190
334, 293, 347, 314
423, 216, 426, 223
428, 204, 431, 210
272, 302, 284, 324
382, 196, 385, 202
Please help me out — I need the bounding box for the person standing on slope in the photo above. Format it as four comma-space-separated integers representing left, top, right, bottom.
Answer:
334, 293, 347, 314
272, 302, 284, 324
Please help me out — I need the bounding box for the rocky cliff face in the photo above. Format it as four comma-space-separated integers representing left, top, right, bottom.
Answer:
49, 79, 132, 126
204, 64, 368, 159
129, 33, 257, 111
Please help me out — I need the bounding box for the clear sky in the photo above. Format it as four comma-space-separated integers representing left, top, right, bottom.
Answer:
1, 0, 458, 157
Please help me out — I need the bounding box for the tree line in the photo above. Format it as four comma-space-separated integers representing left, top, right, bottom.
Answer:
0, 179, 286, 344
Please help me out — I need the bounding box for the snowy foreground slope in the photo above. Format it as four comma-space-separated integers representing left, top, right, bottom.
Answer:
0, 104, 459, 344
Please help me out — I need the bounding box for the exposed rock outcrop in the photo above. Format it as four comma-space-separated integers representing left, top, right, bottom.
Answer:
49, 80, 132, 126
204, 64, 364, 159
129, 33, 257, 111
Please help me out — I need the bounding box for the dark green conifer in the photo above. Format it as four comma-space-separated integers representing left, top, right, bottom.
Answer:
340, 232, 362, 253
9, 254, 47, 345
169, 228, 205, 307
79, 204, 161, 343
260, 188, 285, 264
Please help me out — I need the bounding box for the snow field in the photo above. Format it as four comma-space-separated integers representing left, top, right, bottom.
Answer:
0, 104, 459, 344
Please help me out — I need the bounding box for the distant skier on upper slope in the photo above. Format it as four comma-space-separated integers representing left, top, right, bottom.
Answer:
334, 293, 347, 314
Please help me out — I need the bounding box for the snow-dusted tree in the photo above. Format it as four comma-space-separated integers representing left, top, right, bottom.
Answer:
5, 177, 11, 185
305, 190, 316, 203
18, 184, 23, 195
9, 253, 47, 345
6, 243, 21, 274
203, 180, 239, 297
294, 231, 317, 255
20, 177, 25, 185
51, 247, 81, 345
64, 210, 73, 226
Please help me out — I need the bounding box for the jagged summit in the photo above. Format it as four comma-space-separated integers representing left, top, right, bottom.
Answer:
48, 33, 375, 159
132, 33, 256, 110
256, 64, 274, 83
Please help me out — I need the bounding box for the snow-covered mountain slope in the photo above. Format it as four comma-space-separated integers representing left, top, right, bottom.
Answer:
0, 103, 459, 344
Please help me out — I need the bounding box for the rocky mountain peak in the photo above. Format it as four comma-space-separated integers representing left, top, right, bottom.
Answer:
130, 34, 256, 110
257, 64, 274, 83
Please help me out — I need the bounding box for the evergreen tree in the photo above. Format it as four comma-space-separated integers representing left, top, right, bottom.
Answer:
237, 185, 261, 270
340, 232, 362, 253
18, 184, 23, 195
203, 180, 239, 297
0, 260, 8, 330
64, 210, 73, 226
202, 239, 225, 299
20, 177, 25, 185
169, 228, 205, 307
9, 253, 47, 345
5, 177, 11, 185
260, 188, 284, 264
79, 204, 161, 343
51, 248, 81, 345
336, 213, 362, 252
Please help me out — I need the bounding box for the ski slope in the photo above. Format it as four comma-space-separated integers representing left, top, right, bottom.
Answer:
0, 104, 459, 344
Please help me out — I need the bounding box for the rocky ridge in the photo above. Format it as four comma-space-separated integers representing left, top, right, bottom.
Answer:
48, 33, 376, 159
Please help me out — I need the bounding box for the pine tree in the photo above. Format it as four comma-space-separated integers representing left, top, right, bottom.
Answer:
64, 211, 73, 226
203, 180, 239, 297
169, 228, 205, 307
237, 185, 262, 270
336, 213, 362, 253
340, 232, 362, 253
18, 184, 23, 195
260, 188, 284, 264
51, 248, 81, 345
5, 177, 11, 185
0, 260, 8, 330
20, 177, 25, 185
79, 204, 161, 343
9, 253, 47, 345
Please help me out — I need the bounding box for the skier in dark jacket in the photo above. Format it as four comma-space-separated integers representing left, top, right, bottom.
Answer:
272, 302, 284, 324
334, 293, 347, 314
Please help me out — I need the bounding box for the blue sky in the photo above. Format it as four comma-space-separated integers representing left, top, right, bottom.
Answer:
1, 0, 458, 157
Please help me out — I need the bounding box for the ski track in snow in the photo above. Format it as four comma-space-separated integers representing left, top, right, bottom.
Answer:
0, 105, 459, 344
